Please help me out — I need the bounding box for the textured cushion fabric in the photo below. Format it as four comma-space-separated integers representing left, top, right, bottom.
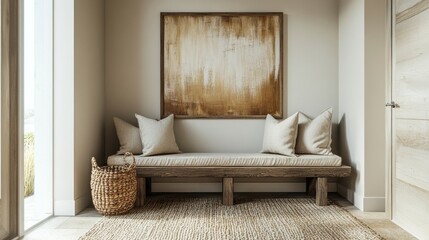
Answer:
261, 113, 299, 156
295, 108, 333, 155
107, 153, 342, 167
135, 114, 180, 156
113, 117, 143, 155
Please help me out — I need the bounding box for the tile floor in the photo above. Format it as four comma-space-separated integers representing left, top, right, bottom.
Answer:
21, 193, 416, 240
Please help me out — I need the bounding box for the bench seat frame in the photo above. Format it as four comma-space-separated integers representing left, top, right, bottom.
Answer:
135, 165, 351, 206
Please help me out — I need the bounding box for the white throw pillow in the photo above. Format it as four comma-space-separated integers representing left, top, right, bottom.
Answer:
135, 114, 180, 156
261, 113, 299, 156
295, 108, 333, 155
113, 117, 143, 155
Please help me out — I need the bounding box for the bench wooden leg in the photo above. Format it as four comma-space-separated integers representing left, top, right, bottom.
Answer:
136, 177, 146, 207
316, 177, 328, 206
222, 177, 234, 205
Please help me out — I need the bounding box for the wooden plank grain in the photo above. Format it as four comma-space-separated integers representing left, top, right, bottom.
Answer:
393, 2, 429, 236
395, 8, 429, 119
396, 0, 429, 23
151, 177, 335, 183
396, 0, 422, 14
222, 178, 234, 206
396, 119, 429, 191
316, 178, 328, 206
396, 6, 429, 61
396, 146, 429, 191
396, 119, 429, 148
136, 166, 351, 178
135, 178, 146, 207
394, 179, 429, 239
135, 165, 350, 206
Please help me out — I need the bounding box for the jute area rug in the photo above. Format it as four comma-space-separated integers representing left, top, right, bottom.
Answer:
80, 195, 383, 240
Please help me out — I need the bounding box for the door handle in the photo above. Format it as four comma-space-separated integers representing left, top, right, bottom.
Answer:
385, 101, 399, 108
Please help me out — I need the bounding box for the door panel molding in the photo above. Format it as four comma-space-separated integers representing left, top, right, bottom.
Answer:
396, 0, 429, 23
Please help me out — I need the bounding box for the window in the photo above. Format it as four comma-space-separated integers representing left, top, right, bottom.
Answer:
23, 0, 53, 230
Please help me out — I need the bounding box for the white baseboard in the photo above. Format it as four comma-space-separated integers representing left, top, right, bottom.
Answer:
152, 182, 338, 193
337, 183, 385, 212
363, 197, 385, 212
54, 193, 91, 216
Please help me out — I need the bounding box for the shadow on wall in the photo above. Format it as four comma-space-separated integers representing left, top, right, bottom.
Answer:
338, 114, 358, 202
331, 123, 339, 155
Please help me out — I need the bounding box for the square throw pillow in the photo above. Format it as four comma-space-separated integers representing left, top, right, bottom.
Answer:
113, 117, 143, 155
135, 114, 180, 156
261, 113, 299, 156
295, 108, 333, 155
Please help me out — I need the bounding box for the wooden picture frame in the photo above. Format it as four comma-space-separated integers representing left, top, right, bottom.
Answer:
161, 12, 283, 119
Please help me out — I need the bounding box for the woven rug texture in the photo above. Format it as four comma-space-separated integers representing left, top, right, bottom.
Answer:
80, 196, 383, 240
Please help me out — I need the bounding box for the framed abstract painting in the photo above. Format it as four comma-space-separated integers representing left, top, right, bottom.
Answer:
161, 12, 283, 118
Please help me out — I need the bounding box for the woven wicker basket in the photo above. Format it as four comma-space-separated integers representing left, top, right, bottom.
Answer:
91, 152, 137, 215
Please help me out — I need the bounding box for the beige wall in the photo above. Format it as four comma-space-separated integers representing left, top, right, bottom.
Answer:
50, 0, 388, 211
338, 0, 387, 211
105, 0, 339, 157
363, 0, 386, 209
105, 0, 340, 193
54, 0, 105, 215
74, 0, 105, 213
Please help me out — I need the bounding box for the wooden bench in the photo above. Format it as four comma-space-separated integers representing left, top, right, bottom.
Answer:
134, 165, 351, 206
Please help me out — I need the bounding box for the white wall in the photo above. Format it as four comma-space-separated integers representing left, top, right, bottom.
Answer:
338, 0, 386, 211
105, 0, 339, 155
53, 0, 75, 215
338, 0, 365, 210
54, 0, 105, 215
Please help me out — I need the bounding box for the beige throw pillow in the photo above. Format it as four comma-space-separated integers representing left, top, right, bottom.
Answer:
261, 113, 299, 156
295, 108, 333, 155
135, 114, 180, 156
113, 117, 143, 155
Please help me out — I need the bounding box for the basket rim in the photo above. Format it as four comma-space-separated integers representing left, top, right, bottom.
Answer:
92, 164, 136, 171
91, 152, 136, 174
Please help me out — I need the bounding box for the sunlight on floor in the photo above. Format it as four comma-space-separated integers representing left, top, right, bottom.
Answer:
23, 209, 101, 240
24, 195, 51, 230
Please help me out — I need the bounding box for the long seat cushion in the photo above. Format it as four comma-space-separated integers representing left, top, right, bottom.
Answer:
107, 153, 342, 167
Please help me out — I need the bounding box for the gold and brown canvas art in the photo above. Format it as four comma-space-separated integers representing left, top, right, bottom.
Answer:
161, 13, 283, 118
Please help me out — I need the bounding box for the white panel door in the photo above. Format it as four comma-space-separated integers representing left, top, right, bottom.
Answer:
393, 1, 429, 239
